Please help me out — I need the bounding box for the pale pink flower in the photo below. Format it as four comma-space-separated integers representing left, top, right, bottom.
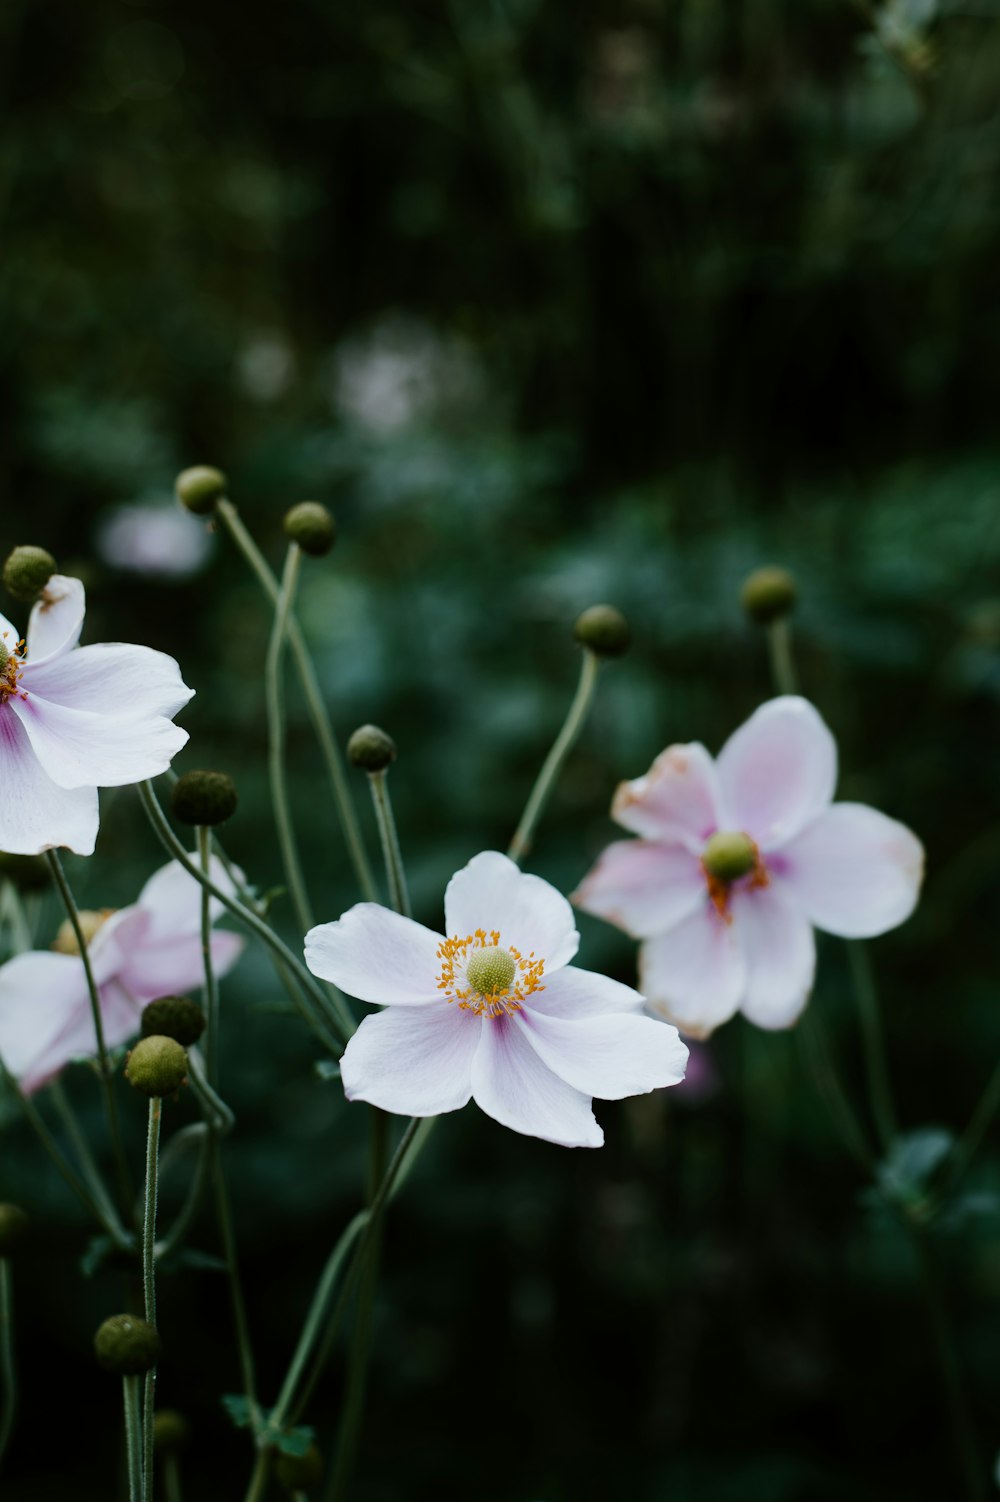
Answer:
0, 857, 243, 1093
573, 696, 924, 1038
304, 851, 688, 1149
0, 574, 193, 856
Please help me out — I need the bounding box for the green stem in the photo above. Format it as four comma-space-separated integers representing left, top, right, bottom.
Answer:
243, 1449, 272, 1502
138, 781, 352, 1047
367, 772, 410, 918
945, 1057, 1000, 1198
197, 826, 221, 1086
507, 649, 600, 864
910, 1225, 985, 1502
187, 1048, 235, 1134
155, 1125, 212, 1264
50, 1079, 124, 1236
216, 498, 376, 903
766, 618, 798, 695
847, 940, 897, 1155
266, 544, 314, 935
123, 1375, 143, 1502
0, 1260, 14, 1469
796, 1007, 876, 1176
45, 849, 133, 1210
213, 1139, 260, 1435
0, 878, 31, 955
142, 1098, 162, 1501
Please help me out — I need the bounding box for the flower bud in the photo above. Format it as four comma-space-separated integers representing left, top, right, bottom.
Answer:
171, 770, 238, 827
573, 604, 630, 658
141, 996, 206, 1048
702, 831, 756, 883
275, 1445, 324, 1491
740, 566, 796, 625
0, 1204, 29, 1256
175, 465, 227, 516
347, 724, 397, 772
52, 908, 114, 955
284, 501, 336, 558
125, 1036, 188, 1098
0, 852, 50, 891
94, 1314, 161, 1375
153, 1410, 190, 1454
3, 546, 57, 603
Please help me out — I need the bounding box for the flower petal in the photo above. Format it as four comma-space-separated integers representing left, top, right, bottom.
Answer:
10, 691, 189, 790
730, 882, 816, 1030
526, 965, 644, 1019
515, 1008, 688, 1099
611, 742, 722, 849
639, 904, 746, 1038
305, 904, 443, 1005
118, 932, 244, 1002
136, 856, 239, 940
572, 838, 705, 938
444, 851, 578, 970
715, 696, 837, 849
0, 951, 87, 1090
340, 1004, 480, 1115
26, 575, 86, 664
0, 704, 99, 855
23, 643, 194, 723
470, 1013, 603, 1147
779, 802, 924, 938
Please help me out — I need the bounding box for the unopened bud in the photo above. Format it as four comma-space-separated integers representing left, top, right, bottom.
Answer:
125, 1036, 188, 1098
702, 831, 756, 883
0, 1204, 29, 1256
175, 465, 227, 516
275, 1446, 324, 1491
573, 604, 630, 658
52, 908, 114, 956
740, 566, 796, 625
94, 1314, 161, 1376
347, 724, 396, 773
284, 501, 336, 558
3, 546, 57, 603
153, 1410, 190, 1454
171, 770, 238, 827
141, 996, 206, 1048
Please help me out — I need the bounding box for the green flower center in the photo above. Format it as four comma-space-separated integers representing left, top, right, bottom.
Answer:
465, 945, 517, 997
701, 830, 756, 883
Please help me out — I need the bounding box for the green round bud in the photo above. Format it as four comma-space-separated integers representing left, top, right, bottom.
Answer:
0, 1204, 29, 1256
153, 1410, 190, 1454
275, 1445, 324, 1491
347, 724, 397, 773
141, 996, 206, 1048
702, 831, 756, 883
125, 1036, 188, 1098
171, 770, 238, 827
3, 546, 57, 603
175, 465, 227, 516
94, 1314, 161, 1376
573, 604, 630, 658
466, 946, 516, 996
740, 566, 797, 625
284, 501, 336, 558
0, 852, 50, 891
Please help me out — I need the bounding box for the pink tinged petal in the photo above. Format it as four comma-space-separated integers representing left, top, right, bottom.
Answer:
305, 904, 443, 1005
0, 951, 88, 1090
470, 1012, 604, 1148
779, 802, 924, 939
118, 932, 244, 1003
444, 851, 579, 970
0, 615, 20, 651
572, 839, 705, 939
10, 692, 189, 790
136, 856, 239, 940
340, 1004, 481, 1116
715, 696, 837, 849
87, 907, 152, 987
639, 904, 747, 1039
86, 978, 144, 1053
23, 643, 194, 723
730, 882, 816, 1030
515, 1008, 688, 1100
611, 742, 722, 849
26, 576, 86, 664
526, 964, 644, 1019
0, 705, 98, 855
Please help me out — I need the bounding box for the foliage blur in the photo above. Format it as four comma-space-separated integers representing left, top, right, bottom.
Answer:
2, 0, 1000, 1497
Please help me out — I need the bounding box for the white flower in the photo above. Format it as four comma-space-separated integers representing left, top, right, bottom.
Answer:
304, 851, 688, 1149
0, 857, 243, 1094
0, 574, 193, 855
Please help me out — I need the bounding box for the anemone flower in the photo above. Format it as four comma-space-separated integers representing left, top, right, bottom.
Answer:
573, 696, 923, 1038
304, 851, 688, 1149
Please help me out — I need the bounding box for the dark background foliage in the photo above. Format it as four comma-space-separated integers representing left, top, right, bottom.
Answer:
2, 0, 1000, 1497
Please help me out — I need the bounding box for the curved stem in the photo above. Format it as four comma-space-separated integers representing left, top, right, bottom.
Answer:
266, 544, 314, 935
766, 618, 798, 695
847, 940, 897, 1155
216, 498, 376, 903
142, 1098, 162, 1500
187, 1048, 235, 1134
367, 772, 410, 918
508, 649, 600, 864
0, 1259, 15, 1469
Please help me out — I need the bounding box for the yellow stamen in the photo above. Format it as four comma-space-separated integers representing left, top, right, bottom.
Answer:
436, 926, 546, 1019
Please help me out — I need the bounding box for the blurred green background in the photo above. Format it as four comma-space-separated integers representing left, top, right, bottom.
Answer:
2, 0, 1000, 1497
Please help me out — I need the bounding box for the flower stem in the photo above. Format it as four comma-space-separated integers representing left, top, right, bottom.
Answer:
45, 849, 134, 1211
766, 618, 798, 695
186, 1047, 235, 1134
366, 771, 410, 917
142, 1098, 162, 1501
50, 1079, 125, 1238
847, 940, 897, 1155
122, 1375, 143, 1502
0, 1259, 15, 1469
266, 544, 314, 935
216, 497, 376, 903
796, 1007, 876, 1176
508, 648, 601, 865
197, 826, 222, 1087
943, 1057, 1000, 1199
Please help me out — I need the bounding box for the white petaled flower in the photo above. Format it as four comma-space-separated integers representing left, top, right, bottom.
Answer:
0, 574, 193, 855
0, 857, 243, 1094
573, 696, 924, 1038
304, 851, 688, 1149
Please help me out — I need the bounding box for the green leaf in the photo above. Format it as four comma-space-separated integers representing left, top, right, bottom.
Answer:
314, 1059, 341, 1081
274, 1425, 316, 1458
222, 1394, 256, 1430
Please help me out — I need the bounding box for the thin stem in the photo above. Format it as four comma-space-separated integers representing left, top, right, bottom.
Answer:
138, 781, 353, 1046
197, 826, 221, 1086
796, 1008, 876, 1176
155, 1125, 212, 1264
45, 850, 133, 1209
213, 1139, 260, 1435
50, 1079, 123, 1236
766, 618, 798, 695
946, 1058, 1000, 1197
0, 1260, 14, 1469
367, 772, 410, 917
123, 1375, 144, 1502
847, 940, 898, 1155
187, 1048, 235, 1134
910, 1226, 985, 1502
508, 649, 600, 864
0, 878, 31, 955
216, 498, 376, 903
266, 544, 314, 935
243, 1449, 272, 1502
142, 1098, 162, 1501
